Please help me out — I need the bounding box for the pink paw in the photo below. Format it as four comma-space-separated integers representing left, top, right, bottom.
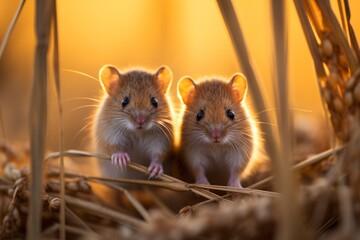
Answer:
111, 152, 130, 170
148, 162, 163, 179
228, 180, 242, 188
195, 177, 210, 185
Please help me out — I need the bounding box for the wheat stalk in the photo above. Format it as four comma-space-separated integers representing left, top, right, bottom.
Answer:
27, 1, 54, 239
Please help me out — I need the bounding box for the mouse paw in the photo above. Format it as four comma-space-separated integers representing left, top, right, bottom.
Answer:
228, 180, 242, 188
111, 152, 130, 170
195, 177, 210, 185
148, 162, 163, 179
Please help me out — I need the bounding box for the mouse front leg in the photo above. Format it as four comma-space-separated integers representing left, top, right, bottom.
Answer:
111, 151, 130, 170
227, 169, 242, 188
147, 141, 166, 178
187, 152, 210, 185
148, 157, 164, 178
194, 165, 210, 185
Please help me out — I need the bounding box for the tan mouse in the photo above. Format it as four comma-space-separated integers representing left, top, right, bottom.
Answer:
177, 74, 254, 187
93, 65, 174, 180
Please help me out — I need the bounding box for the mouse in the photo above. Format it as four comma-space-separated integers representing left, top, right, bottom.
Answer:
93, 65, 174, 182
177, 74, 254, 187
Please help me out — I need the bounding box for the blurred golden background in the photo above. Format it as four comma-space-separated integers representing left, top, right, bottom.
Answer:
0, 0, 359, 151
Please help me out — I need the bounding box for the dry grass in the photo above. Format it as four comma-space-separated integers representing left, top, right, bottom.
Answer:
1, 0, 360, 239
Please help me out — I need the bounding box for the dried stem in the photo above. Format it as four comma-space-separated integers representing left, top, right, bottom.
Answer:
0, 0, 27, 140
0, 0, 26, 59
50, 1, 65, 239
188, 184, 279, 198
59, 194, 146, 229
316, 0, 358, 72
46, 150, 228, 202
27, 1, 54, 239
249, 146, 346, 189
89, 179, 151, 222
293, 0, 326, 78
65, 207, 94, 232
216, 0, 278, 169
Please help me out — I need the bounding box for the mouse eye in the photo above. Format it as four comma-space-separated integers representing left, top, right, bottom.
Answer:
151, 97, 158, 108
226, 109, 235, 120
196, 109, 205, 121
121, 97, 130, 107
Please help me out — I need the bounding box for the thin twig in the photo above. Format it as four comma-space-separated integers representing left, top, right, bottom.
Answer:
0, 185, 11, 191
0, 0, 27, 148
0, 0, 26, 59
0, 176, 12, 185
181, 193, 232, 213
188, 184, 279, 198
42, 223, 99, 238
249, 146, 346, 189
46, 150, 229, 202
58, 194, 146, 229
89, 179, 151, 222
42, 224, 59, 236
65, 206, 94, 232
144, 187, 174, 217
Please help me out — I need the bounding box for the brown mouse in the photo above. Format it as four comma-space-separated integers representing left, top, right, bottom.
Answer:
177, 74, 254, 187
93, 65, 174, 181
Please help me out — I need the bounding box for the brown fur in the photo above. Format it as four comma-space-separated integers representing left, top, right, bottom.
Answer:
93, 65, 174, 187
178, 75, 254, 187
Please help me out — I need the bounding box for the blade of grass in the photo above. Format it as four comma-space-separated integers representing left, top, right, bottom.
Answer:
27, 1, 54, 239
216, 0, 278, 168
51, 1, 65, 239
0, 0, 26, 59
0, 0, 26, 139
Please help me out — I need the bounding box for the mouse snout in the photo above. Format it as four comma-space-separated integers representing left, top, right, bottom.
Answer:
135, 113, 146, 126
210, 125, 223, 141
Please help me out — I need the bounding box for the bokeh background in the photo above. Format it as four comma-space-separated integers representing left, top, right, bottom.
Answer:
0, 0, 359, 152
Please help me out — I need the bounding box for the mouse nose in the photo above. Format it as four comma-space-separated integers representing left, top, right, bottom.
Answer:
211, 128, 222, 140
136, 114, 145, 126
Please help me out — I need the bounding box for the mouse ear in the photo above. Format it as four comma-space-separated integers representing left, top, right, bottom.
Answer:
229, 73, 248, 102
99, 65, 122, 96
178, 76, 196, 105
155, 66, 173, 94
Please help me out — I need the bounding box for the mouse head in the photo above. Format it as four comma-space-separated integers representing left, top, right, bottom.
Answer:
178, 74, 248, 144
99, 65, 172, 131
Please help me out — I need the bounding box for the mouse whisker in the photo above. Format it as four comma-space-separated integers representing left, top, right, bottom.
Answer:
68, 104, 100, 114
73, 121, 94, 141
63, 97, 102, 103
153, 124, 172, 145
